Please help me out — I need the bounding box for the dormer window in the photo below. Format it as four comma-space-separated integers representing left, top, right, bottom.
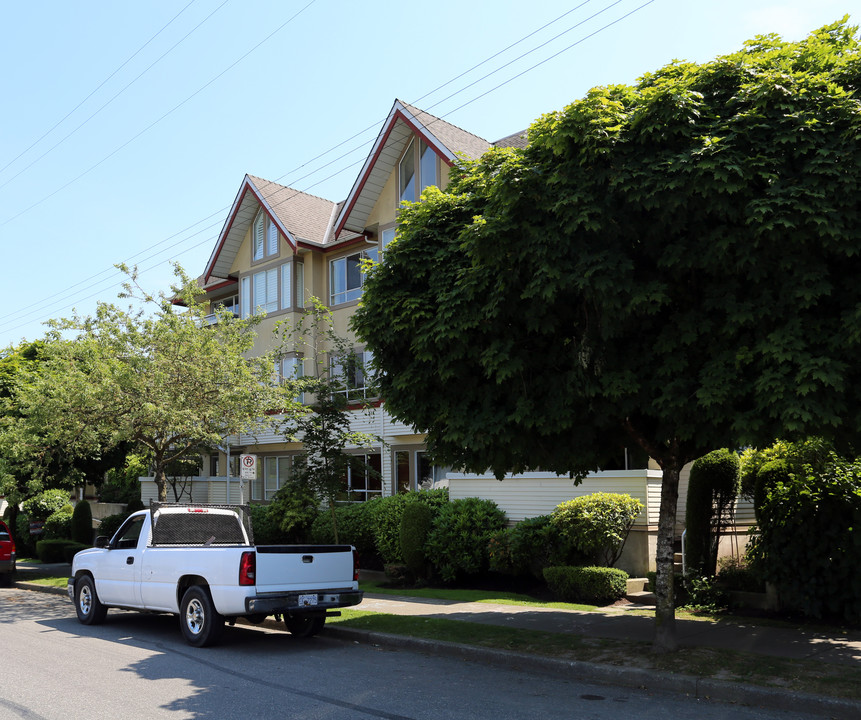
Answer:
399, 138, 439, 204
252, 209, 279, 261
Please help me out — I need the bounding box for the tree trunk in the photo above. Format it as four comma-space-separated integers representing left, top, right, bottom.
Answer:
154, 464, 168, 502
653, 461, 681, 653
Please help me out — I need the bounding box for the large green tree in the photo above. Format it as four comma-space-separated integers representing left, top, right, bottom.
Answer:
353, 21, 861, 651
6, 265, 300, 502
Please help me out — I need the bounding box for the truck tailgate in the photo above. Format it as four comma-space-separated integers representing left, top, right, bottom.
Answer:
254, 545, 355, 591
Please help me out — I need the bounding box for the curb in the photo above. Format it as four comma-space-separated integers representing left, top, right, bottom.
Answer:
12, 580, 860, 719
323, 627, 861, 720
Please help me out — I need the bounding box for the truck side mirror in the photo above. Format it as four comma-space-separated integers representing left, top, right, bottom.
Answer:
94, 536, 109, 548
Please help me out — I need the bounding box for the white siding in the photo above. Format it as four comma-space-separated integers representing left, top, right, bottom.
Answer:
446, 470, 657, 524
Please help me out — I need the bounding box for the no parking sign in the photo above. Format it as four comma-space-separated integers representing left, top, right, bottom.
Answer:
239, 454, 257, 480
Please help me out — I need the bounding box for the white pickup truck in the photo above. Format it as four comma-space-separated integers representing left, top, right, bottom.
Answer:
68, 503, 363, 646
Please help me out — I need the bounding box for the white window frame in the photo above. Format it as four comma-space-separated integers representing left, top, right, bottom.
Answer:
253, 210, 279, 262
345, 452, 383, 501
329, 349, 375, 400
329, 249, 377, 306
280, 261, 292, 310
263, 456, 292, 501
252, 268, 278, 315
399, 138, 416, 203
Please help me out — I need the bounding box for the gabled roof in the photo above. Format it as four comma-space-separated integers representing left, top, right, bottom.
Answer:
204, 175, 337, 282
334, 99, 492, 236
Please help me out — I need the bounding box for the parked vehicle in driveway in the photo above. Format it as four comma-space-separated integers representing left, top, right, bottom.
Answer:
68, 503, 363, 646
0, 519, 15, 584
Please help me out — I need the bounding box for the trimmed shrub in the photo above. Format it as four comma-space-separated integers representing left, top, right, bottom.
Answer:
22, 489, 71, 521
62, 542, 91, 564
425, 497, 506, 583
97, 512, 130, 540
748, 459, 861, 623
685, 449, 740, 577
310, 503, 377, 562
43, 505, 74, 540
550, 493, 642, 567
126, 498, 146, 513
489, 515, 574, 579
367, 489, 449, 564
36, 539, 79, 563
399, 502, 434, 579
544, 565, 628, 604
71, 501, 93, 545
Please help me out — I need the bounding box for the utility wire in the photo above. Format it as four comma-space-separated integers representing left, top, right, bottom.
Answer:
0, 0, 230, 193
0, 0, 317, 228
1, 0, 657, 340
0, 0, 201, 177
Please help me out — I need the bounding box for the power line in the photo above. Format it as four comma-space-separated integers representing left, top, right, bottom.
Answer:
0, 0, 318, 228
2, 0, 657, 342
0, 0, 230, 193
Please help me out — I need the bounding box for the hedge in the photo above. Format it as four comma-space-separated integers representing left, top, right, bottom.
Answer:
543, 565, 629, 604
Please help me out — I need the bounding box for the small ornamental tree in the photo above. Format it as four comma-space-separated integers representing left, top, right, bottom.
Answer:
7, 265, 299, 503
278, 300, 379, 543
354, 21, 861, 651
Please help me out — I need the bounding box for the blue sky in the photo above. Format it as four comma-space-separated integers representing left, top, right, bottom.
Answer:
0, 0, 854, 347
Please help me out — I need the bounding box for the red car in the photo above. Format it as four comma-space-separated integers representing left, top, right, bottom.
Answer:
0, 519, 15, 581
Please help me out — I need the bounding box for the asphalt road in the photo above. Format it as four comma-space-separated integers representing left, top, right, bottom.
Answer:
0, 587, 827, 720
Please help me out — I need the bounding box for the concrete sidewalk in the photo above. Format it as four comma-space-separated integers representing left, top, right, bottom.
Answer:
356, 592, 861, 667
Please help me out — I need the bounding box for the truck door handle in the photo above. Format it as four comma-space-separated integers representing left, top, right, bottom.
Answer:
302, 555, 313, 563
126, 557, 134, 565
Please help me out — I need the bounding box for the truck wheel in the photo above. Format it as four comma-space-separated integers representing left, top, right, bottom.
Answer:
180, 586, 224, 647
284, 615, 325, 638
75, 575, 107, 625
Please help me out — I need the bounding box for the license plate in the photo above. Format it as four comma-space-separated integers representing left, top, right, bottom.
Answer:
298, 593, 318, 607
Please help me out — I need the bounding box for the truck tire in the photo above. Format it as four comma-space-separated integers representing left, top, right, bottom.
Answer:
75, 575, 107, 625
284, 614, 325, 638
179, 586, 224, 647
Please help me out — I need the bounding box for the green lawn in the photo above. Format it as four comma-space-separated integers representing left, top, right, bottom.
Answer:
359, 579, 598, 611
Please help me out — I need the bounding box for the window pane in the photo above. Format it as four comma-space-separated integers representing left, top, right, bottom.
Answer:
267, 219, 278, 256
331, 257, 345, 304
265, 268, 278, 312
381, 227, 396, 250
420, 140, 437, 193
346, 254, 362, 291
281, 262, 292, 309
278, 457, 290, 485
253, 272, 265, 314
395, 451, 410, 493
399, 139, 415, 203
296, 263, 305, 307
240, 277, 250, 319
253, 213, 265, 260
368, 453, 382, 492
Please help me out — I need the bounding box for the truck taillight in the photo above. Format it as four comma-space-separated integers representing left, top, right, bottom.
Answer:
353, 549, 360, 582
239, 551, 256, 586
